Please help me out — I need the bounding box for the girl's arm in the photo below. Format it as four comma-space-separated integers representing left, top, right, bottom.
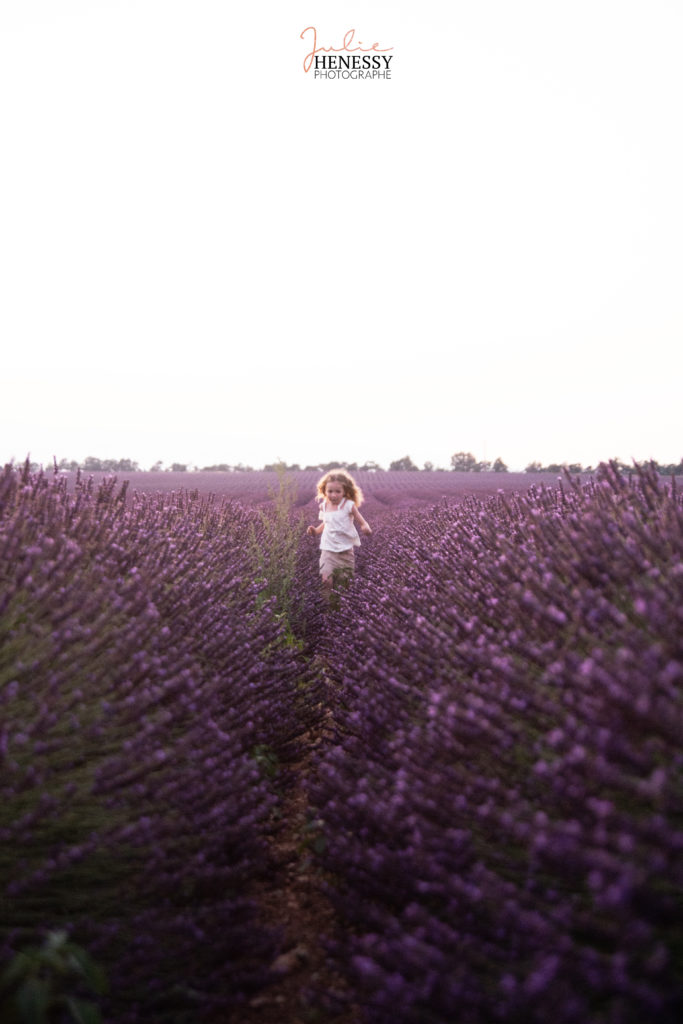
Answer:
307, 523, 324, 536
352, 506, 372, 535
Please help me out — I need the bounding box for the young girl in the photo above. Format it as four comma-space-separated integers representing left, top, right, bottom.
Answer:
307, 469, 371, 596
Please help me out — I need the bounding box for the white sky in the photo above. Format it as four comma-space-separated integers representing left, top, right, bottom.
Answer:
1, 0, 681, 471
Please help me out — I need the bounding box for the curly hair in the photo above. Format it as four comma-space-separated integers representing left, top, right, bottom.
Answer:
315, 468, 364, 507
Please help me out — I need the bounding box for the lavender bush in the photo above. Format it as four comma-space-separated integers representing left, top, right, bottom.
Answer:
0, 462, 321, 1020
312, 465, 683, 1023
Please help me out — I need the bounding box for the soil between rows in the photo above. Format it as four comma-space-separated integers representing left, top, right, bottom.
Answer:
234, 715, 361, 1024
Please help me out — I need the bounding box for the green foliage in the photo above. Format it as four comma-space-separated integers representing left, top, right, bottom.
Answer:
264, 460, 300, 471
525, 461, 593, 473
249, 464, 305, 640
301, 816, 327, 856
0, 931, 107, 1024
304, 460, 354, 472
81, 457, 140, 473
450, 451, 501, 472
388, 455, 419, 471
323, 565, 355, 611
450, 451, 477, 471
251, 744, 280, 779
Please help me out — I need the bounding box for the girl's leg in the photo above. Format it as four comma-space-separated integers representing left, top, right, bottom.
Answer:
319, 552, 353, 608
321, 572, 333, 600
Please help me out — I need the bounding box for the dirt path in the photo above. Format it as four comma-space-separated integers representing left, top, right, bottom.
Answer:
235, 729, 360, 1024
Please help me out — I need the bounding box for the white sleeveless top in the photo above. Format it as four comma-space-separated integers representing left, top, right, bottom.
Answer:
319, 498, 360, 552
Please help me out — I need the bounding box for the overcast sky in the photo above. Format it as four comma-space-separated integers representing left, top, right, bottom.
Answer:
2, 0, 681, 471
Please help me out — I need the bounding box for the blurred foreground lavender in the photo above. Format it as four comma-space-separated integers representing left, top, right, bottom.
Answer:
313, 465, 683, 1023
0, 462, 321, 1021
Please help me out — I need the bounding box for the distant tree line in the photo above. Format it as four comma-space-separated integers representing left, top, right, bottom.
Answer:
55, 457, 143, 473
449, 452, 509, 473
525, 461, 586, 474
524, 458, 683, 475
27, 454, 682, 476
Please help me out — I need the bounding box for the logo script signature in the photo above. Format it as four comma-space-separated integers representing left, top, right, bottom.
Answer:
300, 27, 393, 73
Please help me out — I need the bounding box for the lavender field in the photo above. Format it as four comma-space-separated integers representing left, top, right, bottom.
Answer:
1, 462, 681, 1022
61, 468, 574, 510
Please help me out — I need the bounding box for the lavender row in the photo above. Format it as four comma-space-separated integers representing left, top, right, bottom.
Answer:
0, 463, 321, 1020
312, 465, 683, 1023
